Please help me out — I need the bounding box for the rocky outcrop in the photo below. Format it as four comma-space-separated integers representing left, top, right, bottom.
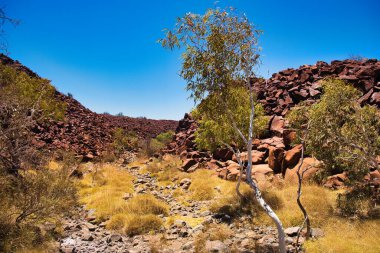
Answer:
253, 59, 380, 115
164, 59, 380, 185
0, 54, 178, 158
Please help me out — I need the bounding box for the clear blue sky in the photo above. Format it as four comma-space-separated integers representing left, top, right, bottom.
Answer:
3, 0, 379, 120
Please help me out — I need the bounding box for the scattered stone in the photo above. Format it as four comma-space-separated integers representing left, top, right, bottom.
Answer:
107, 234, 122, 243
284, 226, 300, 237
205, 240, 227, 253
179, 178, 192, 190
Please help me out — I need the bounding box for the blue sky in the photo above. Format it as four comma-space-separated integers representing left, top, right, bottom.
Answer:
3, 0, 379, 120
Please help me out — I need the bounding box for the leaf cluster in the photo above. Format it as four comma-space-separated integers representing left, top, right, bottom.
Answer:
159, 7, 261, 102
193, 85, 268, 151
288, 79, 380, 181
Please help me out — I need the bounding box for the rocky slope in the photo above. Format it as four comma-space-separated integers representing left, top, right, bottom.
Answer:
0, 54, 178, 158
164, 58, 380, 188
253, 58, 380, 115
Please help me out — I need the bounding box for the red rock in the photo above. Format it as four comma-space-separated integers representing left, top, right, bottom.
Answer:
181, 159, 198, 172
207, 159, 223, 170
233, 150, 266, 164
218, 168, 228, 180
179, 150, 188, 161
284, 157, 321, 183
358, 89, 373, 105
251, 164, 273, 188
226, 161, 241, 181
269, 116, 284, 136
268, 147, 285, 174
213, 148, 233, 161
284, 144, 303, 169
369, 170, 380, 186
283, 130, 297, 147
324, 173, 347, 189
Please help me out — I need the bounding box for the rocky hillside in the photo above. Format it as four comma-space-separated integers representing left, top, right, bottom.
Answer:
164, 58, 380, 188
0, 54, 178, 158
253, 58, 380, 115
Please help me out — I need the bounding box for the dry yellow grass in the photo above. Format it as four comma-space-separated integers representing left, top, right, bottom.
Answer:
254, 184, 336, 228
107, 213, 163, 236
304, 219, 380, 253
77, 164, 135, 220
77, 163, 169, 236
165, 215, 204, 228
124, 194, 169, 215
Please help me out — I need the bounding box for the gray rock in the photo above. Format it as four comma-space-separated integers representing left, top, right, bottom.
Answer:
284, 226, 300, 237
85, 222, 98, 231
180, 178, 192, 190
107, 234, 122, 243
205, 240, 227, 253
81, 231, 94, 241
181, 241, 194, 250
240, 238, 252, 248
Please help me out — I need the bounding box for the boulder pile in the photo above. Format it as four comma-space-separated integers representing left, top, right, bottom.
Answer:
0, 54, 178, 158
253, 58, 380, 115
164, 58, 380, 186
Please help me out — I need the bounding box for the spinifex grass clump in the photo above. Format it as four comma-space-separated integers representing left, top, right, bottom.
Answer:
78, 164, 169, 235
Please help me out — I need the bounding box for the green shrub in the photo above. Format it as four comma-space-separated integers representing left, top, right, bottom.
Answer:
0, 63, 66, 121
193, 85, 268, 151
288, 78, 380, 216
142, 130, 174, 156
288, 79, 380, 180
112, 128, 140, 155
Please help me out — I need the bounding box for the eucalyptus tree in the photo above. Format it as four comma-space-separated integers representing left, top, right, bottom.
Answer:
160, 7, 286, 252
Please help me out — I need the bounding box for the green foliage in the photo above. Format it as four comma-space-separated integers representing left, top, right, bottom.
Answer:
193, 85, 268, 151
112, 128, 140, 155
0, 63, 66, 121
159, 7, 261, 103
160, 7, 264, 151
288, 79, 380, 181
155, 130, 174, 144
0, 161, 76, 252
337, 184, 377, 217
143, 130, 174, 156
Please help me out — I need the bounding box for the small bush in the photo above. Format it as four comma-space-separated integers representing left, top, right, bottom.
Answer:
141, 130, 175, 157
209, 183, 255, 217
106, 213, 163, 236
337, 183, 378, 217
189, 170, 219, 201
106, 213, 129, 231
124, 194, 169, 216
112, 128, 140, 155
123, 214, 163, 236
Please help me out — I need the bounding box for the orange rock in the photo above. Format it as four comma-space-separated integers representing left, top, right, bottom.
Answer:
232, 150, 266, 164
268, 147, 284, 174
285, 157, 321, 183
284, 144, 303, 169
